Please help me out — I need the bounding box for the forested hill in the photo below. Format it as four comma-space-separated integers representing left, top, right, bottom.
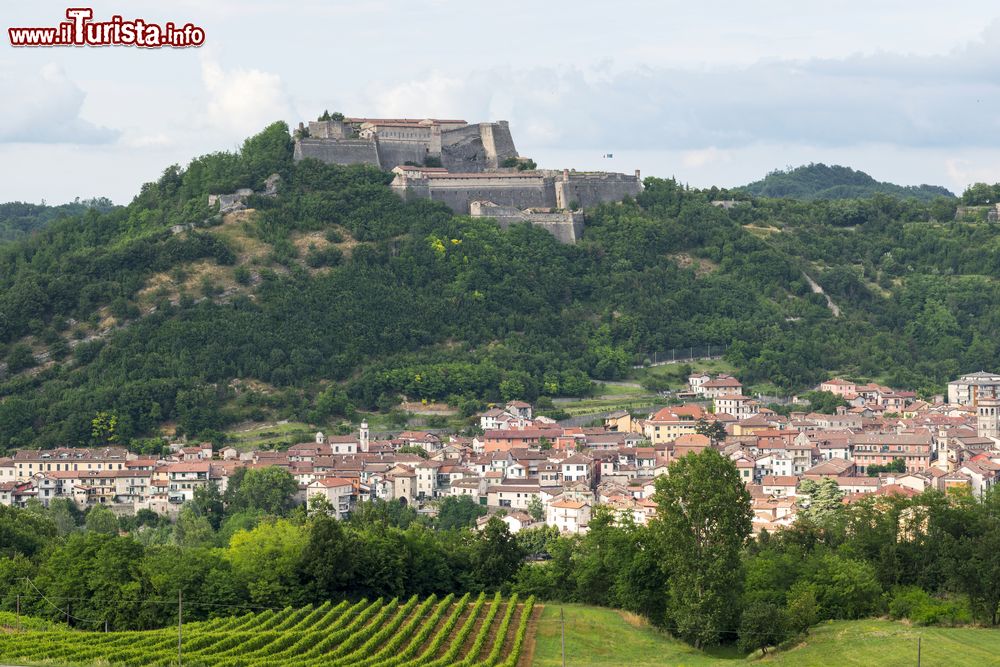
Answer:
739, 163, 954, 201
0, 198, 117, 243
1, 121, 999, 451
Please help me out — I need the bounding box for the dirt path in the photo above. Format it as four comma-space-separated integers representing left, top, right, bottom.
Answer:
803, 272, 841, 317
516, 604, 544, 667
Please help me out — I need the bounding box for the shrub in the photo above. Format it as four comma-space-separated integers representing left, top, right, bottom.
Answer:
888, 587, 972, 626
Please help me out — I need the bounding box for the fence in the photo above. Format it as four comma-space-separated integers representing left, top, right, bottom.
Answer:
633, 344, 729, 368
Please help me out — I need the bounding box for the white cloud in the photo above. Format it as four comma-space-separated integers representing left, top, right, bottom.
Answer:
945, 158, 1000, 190
200, 56, 294, 139
0, 64, 119, 144
682, 147, 732, 169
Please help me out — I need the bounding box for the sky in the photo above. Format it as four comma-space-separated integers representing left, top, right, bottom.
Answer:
3, 0, 1000, 203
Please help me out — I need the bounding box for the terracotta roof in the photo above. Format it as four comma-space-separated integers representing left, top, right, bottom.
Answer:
550, 499, 588, 509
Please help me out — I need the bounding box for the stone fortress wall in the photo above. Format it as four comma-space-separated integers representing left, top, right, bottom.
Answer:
469, 201, 584, 244
293, 115, 642, 243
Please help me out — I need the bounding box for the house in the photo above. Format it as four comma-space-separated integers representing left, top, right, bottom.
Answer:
164, 461, 211, 504
760, 475, 798, 497
479, 408, 508, 431
714, 394, 758, 419
560, 454, 593, 484
604, 410, 633, 433
546, 499, 591, 534
643, 405, 706, 445
673, 433, 712, 457
688, 373, 711, 394
486, 482, 544, 510
413, 460, 442, 499
820, 378, 857, 398
506, 401, 533, 420
397, 431, 442, 453
307, 477, 354, 519
698, 375, 743, 399
835, 476, 881, 495
751, 496, 797, 533
477, 511, 535, 534
802, 458, 855, 480
958, 460, 1000, 497
851, 432, 933, 473
483, 428, 561, 452
948, 371, 1000, 405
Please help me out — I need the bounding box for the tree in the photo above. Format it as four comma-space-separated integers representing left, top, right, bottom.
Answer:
472, 517, 524, 591
800, 390, 848, 414
694, 417, 727, 444
48, 498, 79, 536
526, 496, 544, 522
651, 449, 752, 648
6, 343, 36, 374
865, 458, 906, 476
90, 411, 119, 445
0, 505, 56, 558
85, 505, 119, 535
437, 496, 487, 530
737, 602, 788, 656
797, 478, 845, 523
300, 515, 354, 600
226, 519, 307, 607
174, 505, 214, 547
191, 483, 225, 530
226, 466, 299, 516
785, 586, 819, 635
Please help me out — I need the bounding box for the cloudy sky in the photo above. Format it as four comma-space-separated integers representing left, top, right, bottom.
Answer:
3, 0, 1000, 203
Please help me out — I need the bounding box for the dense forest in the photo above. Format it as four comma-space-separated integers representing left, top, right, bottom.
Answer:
0, 198, 116, 243
739, 163, 954, 202
2, 122, 1000, 450
2, 451, 997, 653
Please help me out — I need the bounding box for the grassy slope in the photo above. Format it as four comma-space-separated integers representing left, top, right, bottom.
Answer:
531, 604, 1000, 666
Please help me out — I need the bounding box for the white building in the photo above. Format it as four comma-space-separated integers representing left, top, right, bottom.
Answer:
546, 499, 591, 534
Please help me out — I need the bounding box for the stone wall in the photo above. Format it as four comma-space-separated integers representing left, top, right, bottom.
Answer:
375, 139, 432, 170
297, 120, 520, 173
439, 124, 489, 172
552, 170, 643, 209
294, 138, 380, 167
393, 174, 554, 214
307, 120, 349, 139
479, 121, 518, 169
469, 201, 585, 243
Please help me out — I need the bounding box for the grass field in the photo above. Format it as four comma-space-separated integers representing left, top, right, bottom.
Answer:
530, 604, 1000, 666
0, 593, 535, 667
223, 421, 315, 450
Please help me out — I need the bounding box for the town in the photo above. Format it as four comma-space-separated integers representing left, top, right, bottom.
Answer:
4, 369, 998, 536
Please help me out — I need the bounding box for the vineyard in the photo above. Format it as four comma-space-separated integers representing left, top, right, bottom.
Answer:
0, 593, 537, 667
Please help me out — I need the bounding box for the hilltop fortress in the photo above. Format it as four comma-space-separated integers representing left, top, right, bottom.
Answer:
293, 116, 642, 243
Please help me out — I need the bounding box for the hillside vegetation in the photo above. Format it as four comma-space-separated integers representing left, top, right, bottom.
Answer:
532, 604, 1000, 666
0, 198, 116, 243
3, 123, 1000, 449
738, 163, 954, 202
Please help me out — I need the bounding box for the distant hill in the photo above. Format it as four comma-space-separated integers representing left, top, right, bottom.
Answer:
0, 198, 116, 243
739, 164, 954, 202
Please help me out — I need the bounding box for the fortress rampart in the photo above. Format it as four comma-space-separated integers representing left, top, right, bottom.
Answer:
294, 114, 642, 242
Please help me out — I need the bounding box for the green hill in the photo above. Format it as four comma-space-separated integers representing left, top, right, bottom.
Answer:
2, 122, 1000, 450
0, 198, 116, 243
531, 604, 1000, 666
739, 163, 954, 201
